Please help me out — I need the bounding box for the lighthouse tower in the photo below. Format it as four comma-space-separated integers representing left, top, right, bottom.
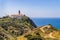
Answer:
18, 10, 20, 15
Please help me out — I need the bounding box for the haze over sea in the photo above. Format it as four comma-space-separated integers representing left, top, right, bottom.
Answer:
31, 18, 60, 29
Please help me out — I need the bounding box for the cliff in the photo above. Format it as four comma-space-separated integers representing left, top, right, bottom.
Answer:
0, 15, 37, 40
0, 15, 60, 40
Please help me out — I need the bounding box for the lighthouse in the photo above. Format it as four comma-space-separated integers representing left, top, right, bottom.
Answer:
9, 10, 24, 18
18, 10, 20, 15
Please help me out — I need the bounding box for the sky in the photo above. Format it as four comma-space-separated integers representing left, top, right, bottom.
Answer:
0, 0, 60, 18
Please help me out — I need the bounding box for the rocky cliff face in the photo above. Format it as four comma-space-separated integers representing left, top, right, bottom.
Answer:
0, 15, 37, 40
0, 15, 60, 40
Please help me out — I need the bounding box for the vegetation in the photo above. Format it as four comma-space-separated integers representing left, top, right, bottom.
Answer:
0, 15, 36, 40
0, 15, 60, 40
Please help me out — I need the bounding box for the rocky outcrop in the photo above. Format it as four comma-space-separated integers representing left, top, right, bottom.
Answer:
0, 15, 37, 40
0, 15, 60, 40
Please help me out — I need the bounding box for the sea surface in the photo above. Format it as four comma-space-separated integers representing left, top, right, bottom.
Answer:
31, 18, 60, 29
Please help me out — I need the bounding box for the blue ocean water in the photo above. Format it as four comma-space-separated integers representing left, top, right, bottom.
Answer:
31, 18, 60, 29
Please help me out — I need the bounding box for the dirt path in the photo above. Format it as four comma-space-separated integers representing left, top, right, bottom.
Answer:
49, 32, 55, 38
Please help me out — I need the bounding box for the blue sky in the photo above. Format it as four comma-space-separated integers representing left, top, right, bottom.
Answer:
0, 0, 60, 18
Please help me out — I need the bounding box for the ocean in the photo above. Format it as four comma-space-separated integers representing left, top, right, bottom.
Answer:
31, 18, 60, 29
